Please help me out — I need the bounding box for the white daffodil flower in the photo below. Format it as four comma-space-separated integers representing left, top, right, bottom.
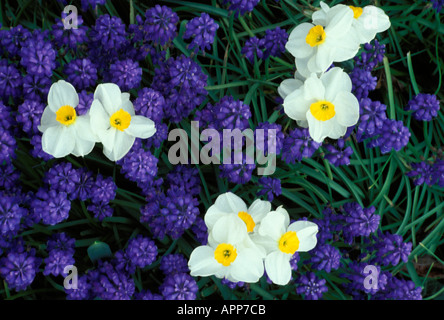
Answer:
38, 80, 96, 158
188, 215, 265, 283
282, 67, 360, 143
285, 3, 359, 77
204, 192, 271, 234
252, 207, 318, 286
89, 83, 156, 161
313, 2, 391, 45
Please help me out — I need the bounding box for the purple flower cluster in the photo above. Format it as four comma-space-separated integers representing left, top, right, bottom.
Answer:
222, 0, 261, 16
281, 127, 322, 164
184, 13, 219, 53
407, 159, 444, 187
295, 272, 328, 300
367, 119, 411, 154
152, 55, 208, 123
43, 233, 76, 277
324, 139, 353, 167
405, 93, 440, 121
242, 27, 288, 63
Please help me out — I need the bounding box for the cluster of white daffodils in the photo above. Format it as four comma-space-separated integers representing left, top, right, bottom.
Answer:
38, 80, 156, 161
188, 192, 318, 286
279, 2, 390, 143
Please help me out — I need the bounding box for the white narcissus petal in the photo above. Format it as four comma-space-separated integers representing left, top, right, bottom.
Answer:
321, 67, 352, 101
120, 96, 136, 116
216, 192, 248, 215
303, 73, 325, 101
283, 88, 311, 121
75, 115, 99, 142
285, 23, 315, 59
295, 56, 314, 79
230, 248, 265, 283
71, 137, 95, 158
48, 80, 79, 112
103, 130, 135, 161
306, 110, 333, 143
38, 107, 58, 132
94, 83, 122, 116
278, 78, 303, 99
258, 209, 287, 241
125, 116, 156, 139
327, 121, 347, 140
41, 125, 76, 158
333, 91, 360, 127
188, 246, 222, 278
264, 251, 292, 286
288, 220, 319, 252
89, 99, 112, 133
354, 6, 390, 44
96, 128, 117, 153
324, 4, 354, 36
211, 215, 247, 245
247, 199, 271, 224
312, 43, 335, 74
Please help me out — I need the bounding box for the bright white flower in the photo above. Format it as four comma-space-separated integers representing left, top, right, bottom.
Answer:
313, 2, 391, 45
38, 80, 96, 158
252, 207, 318, 286
285, 3, 359, 77
89, 83, 156, 161
188, 215, 265, 283
281, 67, 359, 143
205, 192, 271, 234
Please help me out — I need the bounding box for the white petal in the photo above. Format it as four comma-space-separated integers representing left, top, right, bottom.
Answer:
325, 4, 354, 36
285, 23, 315, 59
41, 125, 76, 158
121, 95, 136, 116
38, 107, 58, 132
321, 67, 352, 101
103, 130, 135, 161
216, 192, 248, 214
288, 220, 319, 252
48, 80, 79, 112
278, 78, 303, 99
75, 115, 99, 142
332, 91, 360, 127
283, 88, 312, 121
230, 248, 264, 283
295, 56, 315, 79
264, 251, 292, 286
327, 121, 347, 140
211, 215, 247, 245
89, 99, 111, 134
330, 34, 360, 63
71, 137, 95, 158
306, 110, 333, 143
303, 73, 325, 101
248, 199, 271, 224
188, 246, 223, 277
125, 115, 156, 139
93, 83, 122, 116
258, 209, 288, 241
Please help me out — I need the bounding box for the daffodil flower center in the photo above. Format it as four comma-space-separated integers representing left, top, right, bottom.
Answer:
310, 100, 336, 121
349, 6, 363, 19
306, 25, 326, 47
56, 105, 77, 126
238, 211, 256, 233
278, 231, 299, 254
110, 109, 131, 131
214, 243, 237, 266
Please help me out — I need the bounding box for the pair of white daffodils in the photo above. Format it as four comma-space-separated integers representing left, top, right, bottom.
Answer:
188, 192, 318, 286
38, 80, 156, 161
279, 2, 390, 143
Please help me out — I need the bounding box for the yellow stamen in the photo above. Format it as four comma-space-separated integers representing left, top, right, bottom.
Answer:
278, 231, 299, 254
110, 109, 131, 131
214, 243, 237, 267
238, 211, 256, 233
56, 105, 77, 126
349, 6, 363, 19
305, 25, 326, 47
310, 100, 336, 121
